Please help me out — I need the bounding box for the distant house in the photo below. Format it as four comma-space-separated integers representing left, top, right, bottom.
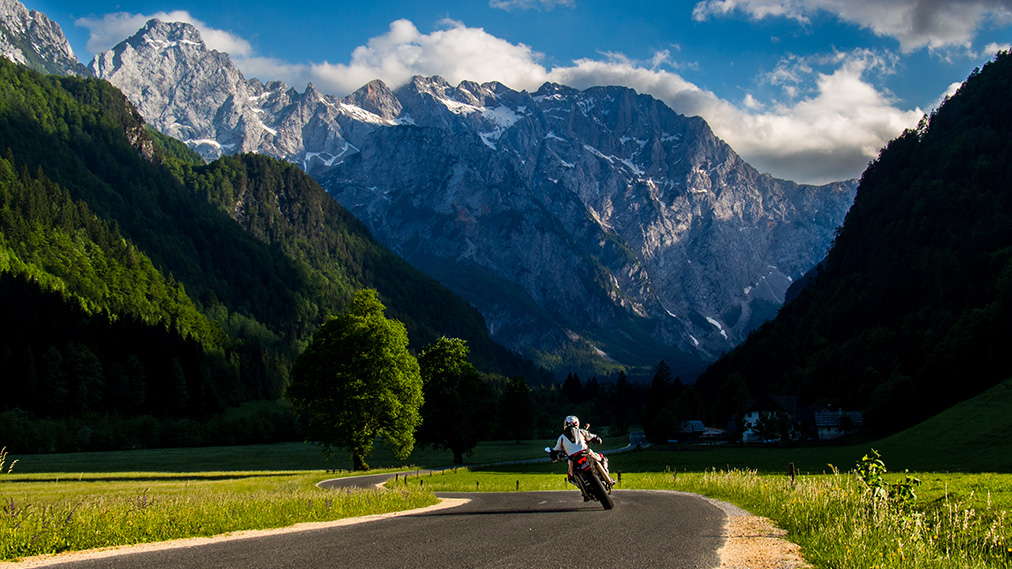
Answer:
739, 395, 798, 443
668, 420, 725, 444
814, 406, 864, 440
673, 420, 707, 443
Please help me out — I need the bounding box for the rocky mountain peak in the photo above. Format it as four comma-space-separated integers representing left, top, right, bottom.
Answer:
344, 79, 402, 120
90, 22, 857, 376
91, 18, 257, 160
303, 82, 323, 101
533, 81, 579, 101
0, 0, 88, 76
126, 19, 207, 54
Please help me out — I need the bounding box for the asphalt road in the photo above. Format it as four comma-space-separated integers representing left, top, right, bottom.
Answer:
37, 479, 726, 569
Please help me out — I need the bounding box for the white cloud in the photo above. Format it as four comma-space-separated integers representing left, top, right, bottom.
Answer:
305, 19, 551, 95
711, 55, 924, 183
76, 10, 252, 57
692, 0, 1012, 53
233, 56, 312, 88
489, 0, 575, 10
982, 41, 1012, 56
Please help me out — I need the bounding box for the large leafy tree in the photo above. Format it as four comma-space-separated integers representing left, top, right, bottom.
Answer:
417, 337, 492, 464
287, 289, 423, 470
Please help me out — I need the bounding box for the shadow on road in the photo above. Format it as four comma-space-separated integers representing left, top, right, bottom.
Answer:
414, 506, 603, 517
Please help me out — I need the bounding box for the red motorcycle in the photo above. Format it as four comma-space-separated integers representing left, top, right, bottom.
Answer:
545, 446, 615, 510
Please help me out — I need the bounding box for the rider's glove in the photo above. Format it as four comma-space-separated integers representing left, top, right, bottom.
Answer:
592, 435, 603, 445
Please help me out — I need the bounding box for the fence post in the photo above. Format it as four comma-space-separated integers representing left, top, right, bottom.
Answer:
673, 468, 678, 484
788, 462, 796, 486
617, 470, 622, 484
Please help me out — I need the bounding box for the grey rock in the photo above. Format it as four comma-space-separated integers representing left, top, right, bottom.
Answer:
92, 20, 857, 377
0, 0, 89, 76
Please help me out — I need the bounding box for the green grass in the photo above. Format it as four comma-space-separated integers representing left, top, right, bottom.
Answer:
872, 379, 1012, 472
0, 470, 436, 561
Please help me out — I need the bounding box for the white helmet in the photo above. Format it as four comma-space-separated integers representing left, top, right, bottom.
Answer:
564, 415, 580, 429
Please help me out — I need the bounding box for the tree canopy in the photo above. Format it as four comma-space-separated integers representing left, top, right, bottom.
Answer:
417, 337, 492, 464
286, 289, 423, 470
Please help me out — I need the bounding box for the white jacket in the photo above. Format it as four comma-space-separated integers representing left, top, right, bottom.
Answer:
553, 427, 595, 456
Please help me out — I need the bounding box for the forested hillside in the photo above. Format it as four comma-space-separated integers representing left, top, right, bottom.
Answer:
696, 51, 1012, 434
0, 58, 544, 452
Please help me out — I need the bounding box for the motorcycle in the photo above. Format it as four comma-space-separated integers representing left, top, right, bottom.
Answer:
545, 445, 615, 510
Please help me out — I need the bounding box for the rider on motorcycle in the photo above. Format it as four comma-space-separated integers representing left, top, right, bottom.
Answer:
550, 415, 617, 488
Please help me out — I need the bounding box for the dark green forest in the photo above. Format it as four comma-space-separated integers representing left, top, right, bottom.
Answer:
696, 50, 1012, 435
0, 58, 546, 452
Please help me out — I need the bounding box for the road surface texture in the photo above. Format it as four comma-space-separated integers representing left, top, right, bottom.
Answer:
6, 474, 808, 568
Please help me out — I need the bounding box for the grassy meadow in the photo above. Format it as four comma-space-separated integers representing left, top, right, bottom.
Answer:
3, 379, 1012, 565
0, 469, 436, 562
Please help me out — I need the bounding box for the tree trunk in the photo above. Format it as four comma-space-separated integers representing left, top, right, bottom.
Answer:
352, 452, 370, 471
452, 448, 464, 465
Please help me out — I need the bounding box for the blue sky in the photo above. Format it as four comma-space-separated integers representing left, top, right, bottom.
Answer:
25, 0, 1012, 184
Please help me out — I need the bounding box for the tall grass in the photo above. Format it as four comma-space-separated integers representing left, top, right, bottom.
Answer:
418, 467, 1012, 568
0, 447, 16, 474
0, 471, 437, 561
669, 468, 1012, 569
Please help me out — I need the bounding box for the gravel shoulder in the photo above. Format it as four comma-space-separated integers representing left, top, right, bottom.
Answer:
715, 508, 811, 568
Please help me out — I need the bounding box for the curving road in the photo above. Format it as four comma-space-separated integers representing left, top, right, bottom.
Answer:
32, 476, 727, 568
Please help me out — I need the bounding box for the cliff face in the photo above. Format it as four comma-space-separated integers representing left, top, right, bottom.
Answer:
0, 0, 88, 76
320, 78, 855, 371
92, 20, 856, 376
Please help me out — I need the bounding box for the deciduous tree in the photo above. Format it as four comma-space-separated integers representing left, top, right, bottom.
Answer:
417, 337, 491, 464
286, 289, 423, 470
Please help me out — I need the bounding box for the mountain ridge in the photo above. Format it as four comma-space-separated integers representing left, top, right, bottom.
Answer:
0, 4, 857, 377
85, 18, 856, 377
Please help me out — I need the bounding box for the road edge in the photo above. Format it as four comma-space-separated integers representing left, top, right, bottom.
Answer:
0, 497, 471, 568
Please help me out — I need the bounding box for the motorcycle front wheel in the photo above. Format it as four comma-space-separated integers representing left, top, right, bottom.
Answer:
587, 472, 615, 510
